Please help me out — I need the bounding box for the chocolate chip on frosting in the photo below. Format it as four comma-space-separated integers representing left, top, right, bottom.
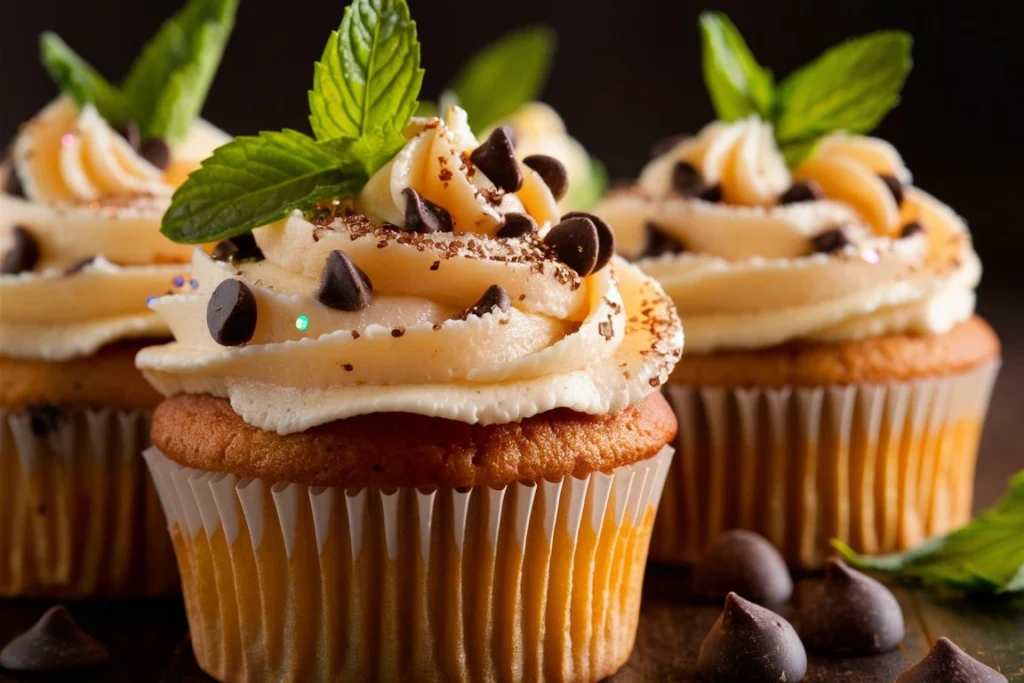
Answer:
642, 221, 686, 258
811, 226, 851, 254
469, 126, 522, 192
496, 212, 537, 238
697, 593, 807, 683
316, 250, 373, 311
896, 637, 1007, 683
207, 279, 258, 346
211, 233, 265, 263
544, 216, 599, 276
900, 221, 926, 239
561, 211, 615, 272
140, 137, 171, 171
690, 530, 793, 605
463, 284, 511, 318
779, 180, 825, 205
403, 188, 454, 233
116, 120, 142, 151
671, 161, 702, 194
2, 225, 40, 274
798, 558, 905, 656
523, 154, 568, 201
64, 255, 97, 276
879, 173, 905, 206
698, 184, 723, 202
0, 605, 109, 672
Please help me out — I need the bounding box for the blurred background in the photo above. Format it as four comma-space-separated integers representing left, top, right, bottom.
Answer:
2, 0, 1021, 502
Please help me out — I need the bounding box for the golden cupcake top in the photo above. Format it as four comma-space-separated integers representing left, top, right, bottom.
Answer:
138, 0, 683, 435
594, 13, 980, 354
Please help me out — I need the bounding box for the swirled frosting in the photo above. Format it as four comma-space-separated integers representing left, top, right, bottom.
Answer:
0, 96, 230, 360
137, 107, 683, 434
594, 117, 980, 354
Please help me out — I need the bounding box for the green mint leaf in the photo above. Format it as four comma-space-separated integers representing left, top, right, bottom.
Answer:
448, 26, 556, 130
161, 130, 364, 244
698, 12, 774, 121
775, 30, 912, 145
415, 100, 438, 118
308, 0, 424, 175
39, 33, 134, 126
779, 137, 821, 167
122, 0, 238, 143
832, 470, 1024, 594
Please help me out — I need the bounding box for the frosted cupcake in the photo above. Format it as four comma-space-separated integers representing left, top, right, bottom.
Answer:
0, 0, 235, 596
138, 2, 682, 681
594, 15, 999, 568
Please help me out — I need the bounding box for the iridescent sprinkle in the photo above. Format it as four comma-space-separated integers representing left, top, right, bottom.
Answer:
861, 249, 880, 265
295, 315, 310, 332
189, 279, 199, 290
60, 133, 76, 147
146, 296, 159, 307
173, 276, 185, 287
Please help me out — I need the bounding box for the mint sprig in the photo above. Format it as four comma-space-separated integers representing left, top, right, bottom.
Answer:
40, 0, 237, 144
833, 470, 1024, 595
699, 12, 773, 122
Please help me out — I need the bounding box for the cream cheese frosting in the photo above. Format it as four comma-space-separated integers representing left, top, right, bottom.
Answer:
137, 107, 683, 434
0, 96, 230, 360
594, 117, 979, 354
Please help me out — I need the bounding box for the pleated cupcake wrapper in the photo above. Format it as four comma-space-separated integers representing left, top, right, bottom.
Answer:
653, 360, 1000, 569
144, 445, 673, 683
0, 407, 177, 596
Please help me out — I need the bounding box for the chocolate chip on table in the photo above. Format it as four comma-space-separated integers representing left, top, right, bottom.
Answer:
544, 216, 600, 276
403, 188, 453, 233
463, 284, 511, 318
879, 173, 905, 206
139, 138, 171, 171
900, 221, 926, 239
211, 233, 265, 263
469, 126, 522, 192
0, 605, 109, 672
116, 120, 142, 151
779, 180, 825, 205
523, 154, 568, 201
496, 212, 537, 238
642, 221, 686, 258
895, 637, 1007, 683
697, 593, 807, 683
810, 226, 851, 254
561, 211, 615, 272
207, 279, 258, 346
2, 225, 40, 274
316, 250, 373, 312
64, 255, 97, 276
27, 404, 63, 438
798, 558, 905, 656
650, 133, 688, 158
690, 530, 793, 605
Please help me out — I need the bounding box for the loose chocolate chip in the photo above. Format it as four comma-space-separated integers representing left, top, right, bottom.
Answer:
779, 180, 825, 205
879, 173, 904, 206
699, 184, 723, 202
469, 126, 522, 192
403, 188, 453, 233
798, 558, 905, 656
900, 221, 926, 239
139, 138, 171, 171
211, 233, 264, 263
690, 530, 793, 605
27, 404, 63, 438
896, 637, 1007, 683
697, 593, 807, 683
206, 279, 258, 346
544, 216, 600, 276
561, 211, 615, 272
496, 212, 537, 238
2, 225, 40, 274
316, 250, 373, 311
116, 120, 142, 151
811, 227, 850, 254
463, 284, 511, 318
0, 605, 109, 672
642, 221, 686, 258
650, 133, 688, 158
523, 154, 568, 201
64, 256, 97, 276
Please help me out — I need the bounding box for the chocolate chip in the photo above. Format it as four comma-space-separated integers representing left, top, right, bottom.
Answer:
896, 637, 1007, 683
116, 120, 142, 151
523, 154, 568, 201
211, 233, 264, 263
469, 126, 522, 192
139, 138, 171, 171
27, 404, 63, 438
316, 250, 373, 311
650, 134, 688, 158
690, 530, 793, 605
810, 227, 850, 254
403, 188, 453, 233
798, 558, 905, 656
544, 216, 599, 276
561, 211, 615, 272
900, 221, 926, 239
2, 225, 40, 274
503, 125, 518, 149
0, 605, 109, 672
879, 173, 904, 206
699, 184, 723, 202
697, 593, 807, 683
671, 161, 702, 194
206, 279, 258, 346
642, 221, 686, 258
496, 212, 537, 238
463, 285, 511, 318
64, 256, 97, 276
779, 180, 825, 205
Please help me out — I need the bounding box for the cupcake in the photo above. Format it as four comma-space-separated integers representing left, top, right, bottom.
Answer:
0, 0, 236, 596
138, 2, 682, 681
594, 15, 1000, 568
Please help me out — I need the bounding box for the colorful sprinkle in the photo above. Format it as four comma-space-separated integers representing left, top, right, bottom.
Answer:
295, 315, 310, 332
189, 279, 199, 290
173, 276, 185, 287
146, 296, 159, 307
861, 249, 880, 265
60, 133, 76, 147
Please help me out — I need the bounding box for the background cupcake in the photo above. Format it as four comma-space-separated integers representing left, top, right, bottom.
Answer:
594, 14, 1000, 568
0, 0, 236, 596
137, 2, 682, 680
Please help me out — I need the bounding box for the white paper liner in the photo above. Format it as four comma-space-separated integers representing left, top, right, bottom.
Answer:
0, 407, 177, 596
653, 360, 1000, 568
144, 445, 673, 683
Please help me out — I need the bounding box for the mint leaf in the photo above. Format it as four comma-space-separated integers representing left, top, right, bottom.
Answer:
39, 33, 133, 126
161, 130, 363, 243
832, 470, 1024, 594
775, 31, 912, 145
448, 26, 556, 130
308, 0, 423, 175
698, 12, 773, 121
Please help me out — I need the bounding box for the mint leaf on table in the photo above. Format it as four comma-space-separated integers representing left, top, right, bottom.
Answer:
308, 0, 424, 176
698, 11, 774, 121
161, 130, 363, 244
833, 470, 1024, 594
448, 26, 556, 131
39, 33, 134, 126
